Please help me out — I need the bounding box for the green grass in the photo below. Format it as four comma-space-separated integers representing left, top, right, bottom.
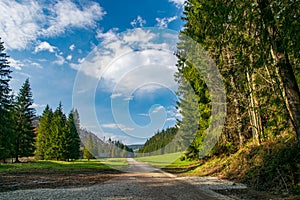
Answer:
0, 159, 126, 173
98, 158, 128, 170
135, 152, 197, 168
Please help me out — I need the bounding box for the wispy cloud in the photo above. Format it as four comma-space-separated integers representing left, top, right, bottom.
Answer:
0, 0, 106, 50
151, 105, 164, 113
8, 57, 42, 70
66, 55, 72, 61
110, 93, 123, 99
101, 123, 134, 132
156, 16, 177, 28
71, 28, 178, 95
168, 0, 185, 7
130, 15, 146, 28
69, 44, 75, 51
34, 41, 57, 53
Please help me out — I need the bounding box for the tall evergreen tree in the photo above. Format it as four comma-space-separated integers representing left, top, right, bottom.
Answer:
66, 110, 80, 160
35, 105, 53, 160
13, 78, 36, 162
83, 133, 95, 160
45, 102, 68, 160
0, 39, 13, 161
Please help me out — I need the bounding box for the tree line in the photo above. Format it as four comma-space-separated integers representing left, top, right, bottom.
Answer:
35, 104, 81, 161
0, 39, 36, 162
81, 130, 134, 159
138, 127, 178, 156
175, 0, 300, 159
0, 39, 81, 162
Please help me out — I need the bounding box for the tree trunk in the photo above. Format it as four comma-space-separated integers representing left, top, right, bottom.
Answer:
246, 67, 262, 144
257, 0, 300, 140
272, 50, 300, 140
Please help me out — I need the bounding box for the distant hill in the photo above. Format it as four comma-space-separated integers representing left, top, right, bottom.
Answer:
138, 127, 178, 155
79, 128, 134, 158
128, 144, 144, 152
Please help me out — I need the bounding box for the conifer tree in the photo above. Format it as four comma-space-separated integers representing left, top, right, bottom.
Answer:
13, 78, 36, 162
35, 105, 53, 160
45, 102, 67, 160
83, 133, 95, 160
66, 110, 80, 160
0, 39, 13, 161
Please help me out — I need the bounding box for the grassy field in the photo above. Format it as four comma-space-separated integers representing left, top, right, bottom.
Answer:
0, 158, 128, 173
135, 153, 198, 169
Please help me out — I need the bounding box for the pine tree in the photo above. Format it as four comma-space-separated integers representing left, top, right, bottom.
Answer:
13, 78, 36, 162
35, 105, 53, 160
83, 133, 95, 160
66, 110, 80, 161
0, 39, 13, 162
45, 102, 68, 160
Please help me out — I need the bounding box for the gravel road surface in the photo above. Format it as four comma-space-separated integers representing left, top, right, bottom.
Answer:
0, 158, 241, 200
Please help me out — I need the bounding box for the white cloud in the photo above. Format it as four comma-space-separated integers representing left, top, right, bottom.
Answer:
130, 16, 146, 28
101, 123, 134, 132
0, 0, 105, 50
71, 28, 179, 95
31, 102, 46, 108
110, 93, 123, 99
169, 0, 185, 7
8, 57, 42, 70
69, 44, 75, 51
156, 16, 177, 28
66, 55, 72, 61
0, 0, 41, 50
8, 57, 24, 70
34, 41, 57, 53
54, 53, 65, 65
152, 106, 164, 113
42, 0, 105, 37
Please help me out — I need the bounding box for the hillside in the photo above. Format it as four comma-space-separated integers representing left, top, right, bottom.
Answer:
138, 127, 178, 155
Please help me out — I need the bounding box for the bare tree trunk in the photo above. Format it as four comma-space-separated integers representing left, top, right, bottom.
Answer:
257, 0, 300, 140
246, 67, 262, 144
272, 50, 300, 139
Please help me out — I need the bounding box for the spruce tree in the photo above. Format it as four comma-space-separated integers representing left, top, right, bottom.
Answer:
0, 39, 13, 161
83, 133, 95, 160
35, 105, 53, 160
45, 102, 67, 160
13, 78, 36, 162
66, 110, 80, 161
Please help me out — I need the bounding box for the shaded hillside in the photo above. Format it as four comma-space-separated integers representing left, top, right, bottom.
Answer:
79, 129, 133, 158
138, 127, 178, 155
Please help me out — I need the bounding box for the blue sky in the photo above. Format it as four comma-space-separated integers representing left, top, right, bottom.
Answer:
0, 0, 185, 144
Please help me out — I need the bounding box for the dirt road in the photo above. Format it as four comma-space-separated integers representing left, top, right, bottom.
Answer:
0, 158, 232, 200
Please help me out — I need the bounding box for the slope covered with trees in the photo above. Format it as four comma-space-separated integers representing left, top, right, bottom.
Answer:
173, 0, 300, 192
138, 127, 178, 155
80, 129, 134, 159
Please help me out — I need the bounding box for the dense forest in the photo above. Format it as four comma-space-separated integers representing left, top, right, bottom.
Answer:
174, 0, 300, 157
35, 104, 81, 161
136, 0, 300, 192
173, 0, 300, 192
138, 127, 178, 155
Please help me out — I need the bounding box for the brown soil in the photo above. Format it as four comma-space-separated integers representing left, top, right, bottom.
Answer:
0, 168, 121, 192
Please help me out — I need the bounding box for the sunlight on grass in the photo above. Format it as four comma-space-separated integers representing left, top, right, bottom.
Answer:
99, 158, 128, 171
135, 152, 195, 168
0, 159, 112, 172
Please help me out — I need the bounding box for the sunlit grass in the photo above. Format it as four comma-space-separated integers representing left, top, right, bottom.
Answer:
98, 158, 128, 170
0, 159, 113, 172
135, 152, 196, 168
